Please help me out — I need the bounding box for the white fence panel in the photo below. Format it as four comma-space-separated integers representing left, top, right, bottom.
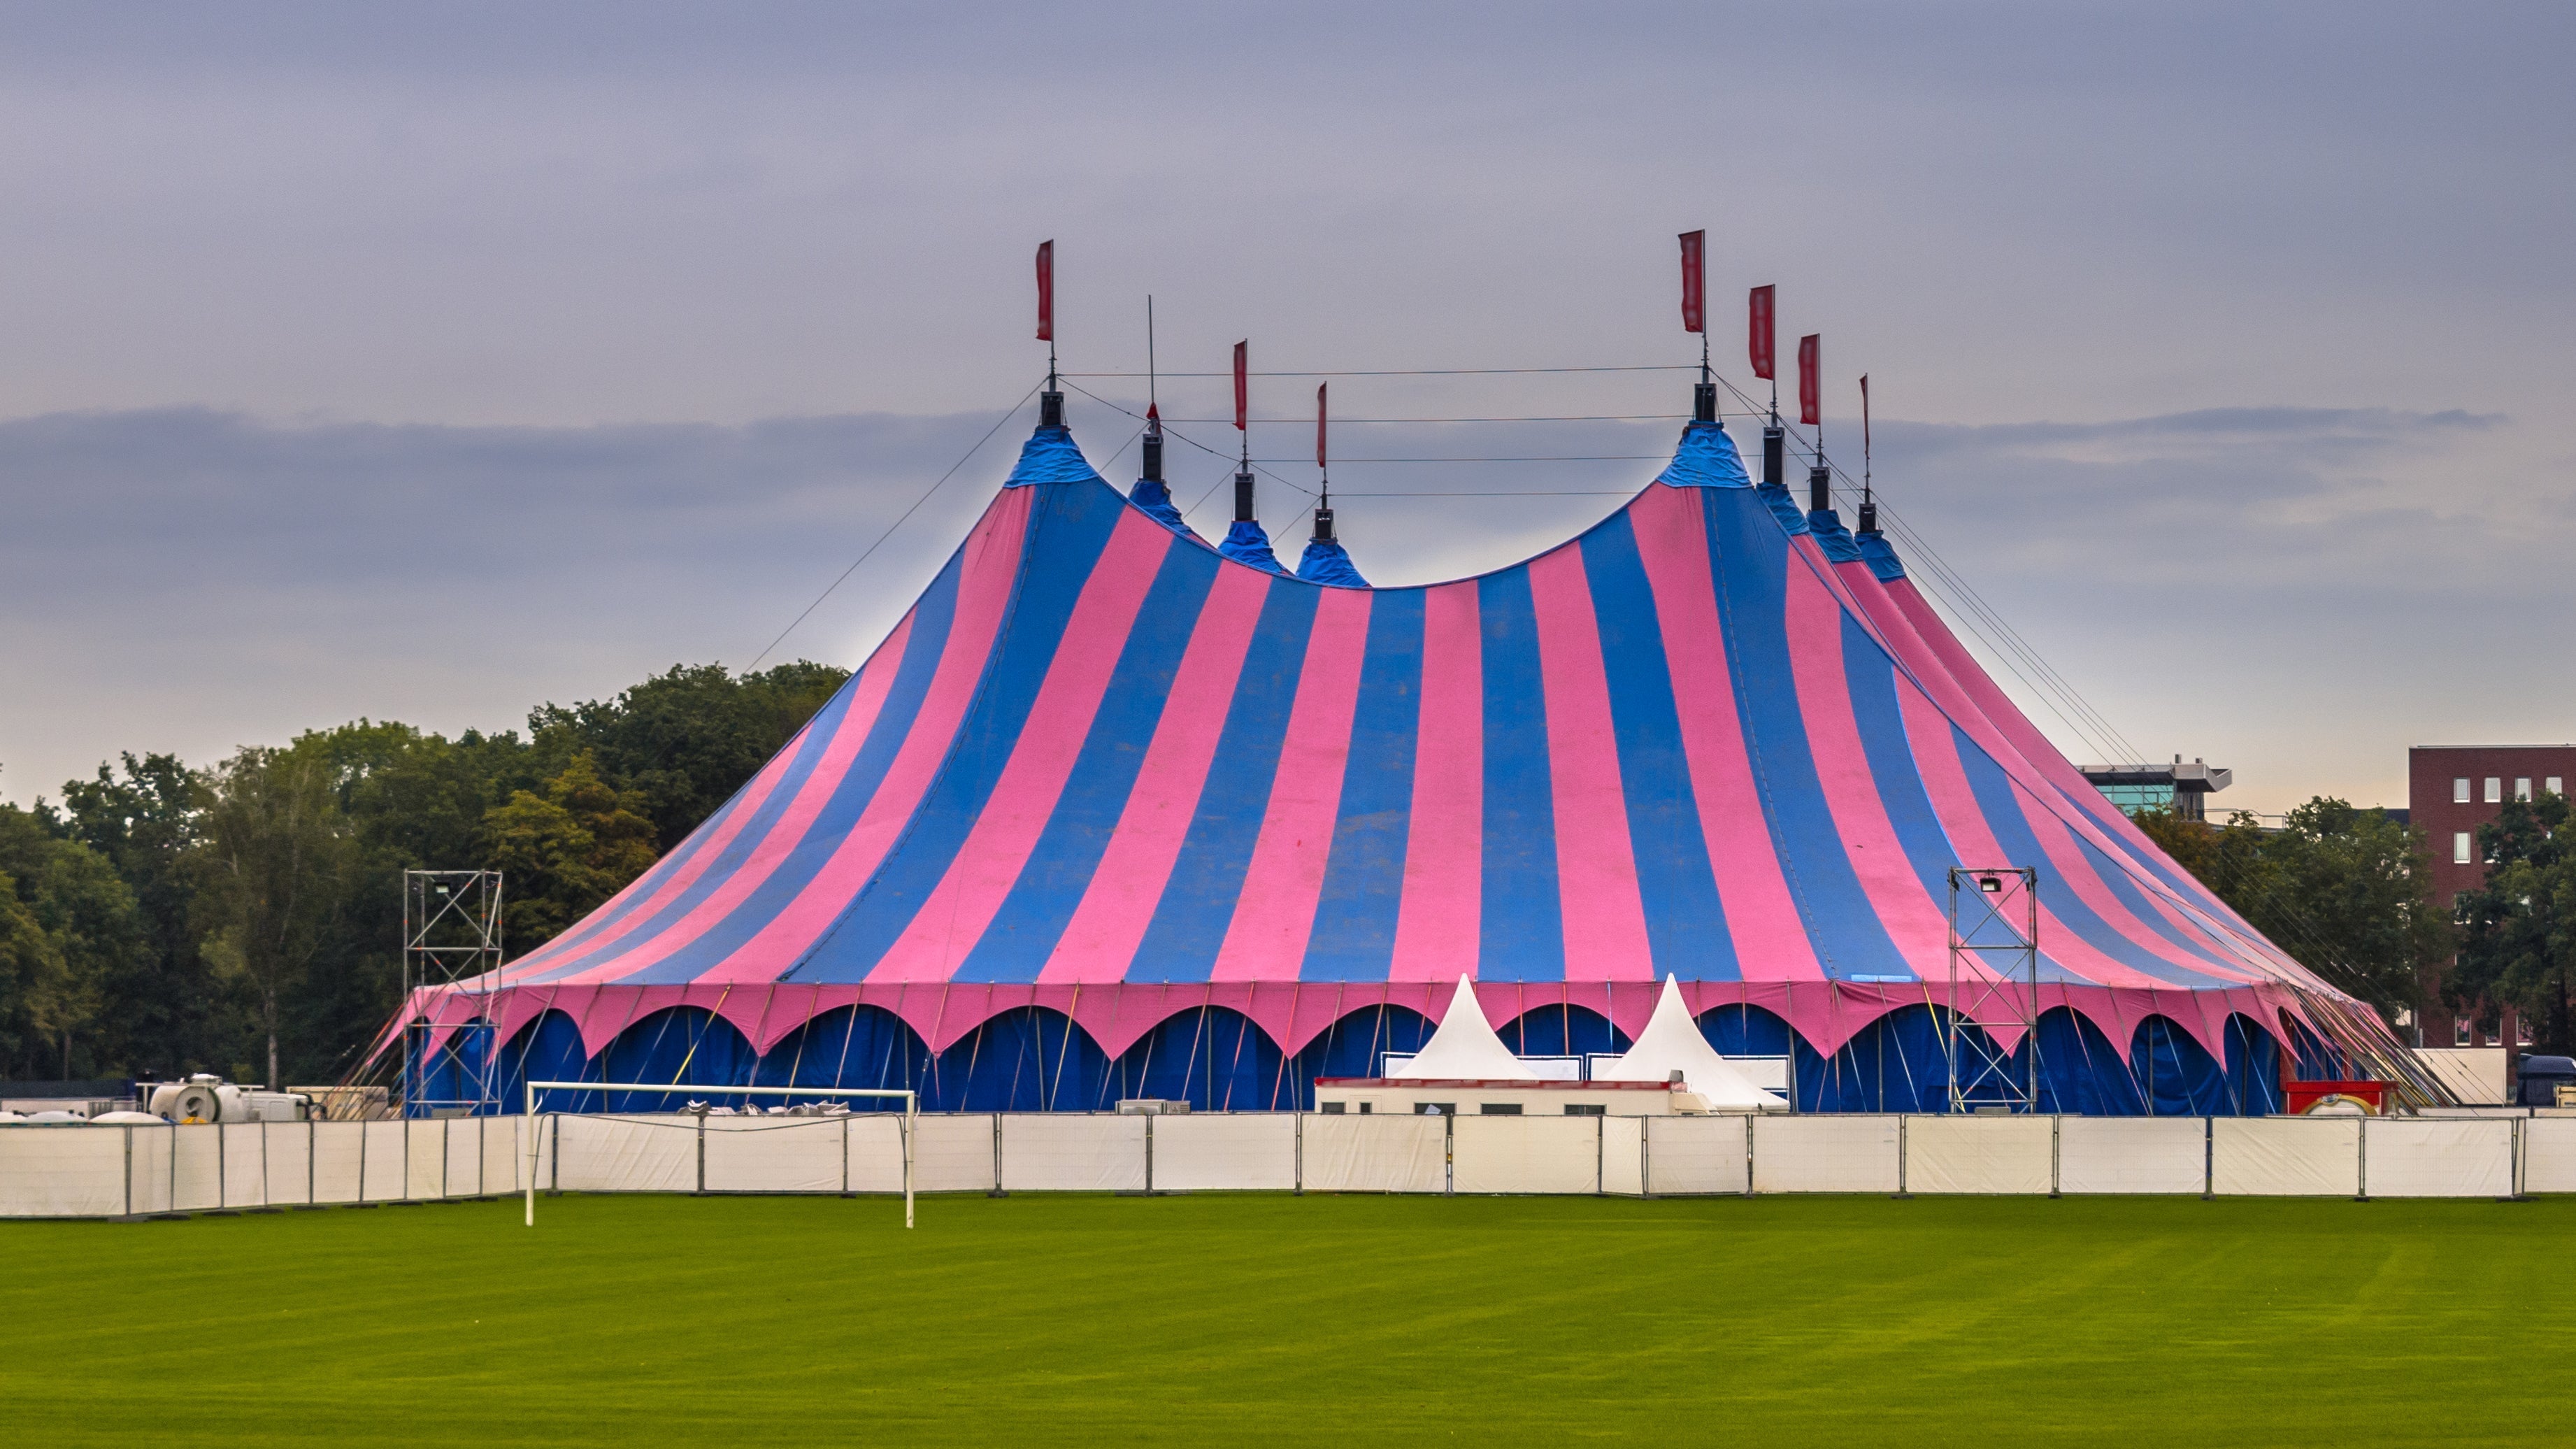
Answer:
311, 1121, 366, 1204
359, 1121, 409, 1201
1644, 1116, 1750, 1195
2363, 1118, 2513, 1198
1601, 1116, 1645, 1196
444, 1119, 486, 1197
1000, 1115, 1146, 1192
0, 1129, 129, 1217
1754, 1115, 1898, 1193
1149, 1114, 1296, 1192
221, 1123, 268, 1207
480, 1117, 522, 1197
844, 1116, 910, 1192
1453, 1116, 1599, 1194
127, 1128, 173, 1214
702, 1117, 845, 1194
554, 1115, 698, 1193
2213, 1118, 2359, 1197
266, 1122, 314, 1206
910, 1115, 997, 1192
2526, 1117, 2576, 1194
1302, 1113, 1445, 1193
1905, 1116, 2053, 1195
406, 1120, 448, 1199
2057, 1117, 2205, 1194
172, 1125, 222, 1210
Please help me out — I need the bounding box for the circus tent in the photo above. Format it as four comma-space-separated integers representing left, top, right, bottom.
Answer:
406, 406, 2395, 1116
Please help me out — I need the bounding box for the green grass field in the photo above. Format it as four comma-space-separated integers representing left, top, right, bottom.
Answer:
3, 1191, 2567, 1446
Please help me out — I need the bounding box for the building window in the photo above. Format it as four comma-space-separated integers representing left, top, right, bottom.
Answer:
1562, 1104, 1606, 1117
2486, 778, 2503, 803
2455, 831, 2473, 864
2517, 778, 2533, 801
1319, 1101, 1345, 1115
2550, 778, 2565, 798
1478, 1103, 1523, 1115
2454, 778, 2471, 803
1414, 1102, 1453, 1115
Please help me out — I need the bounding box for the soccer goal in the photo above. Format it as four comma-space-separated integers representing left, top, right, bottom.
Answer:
522, 1082, 916, 1229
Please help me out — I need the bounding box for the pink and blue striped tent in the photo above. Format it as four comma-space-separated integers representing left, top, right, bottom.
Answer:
411, 415, 2379, 1113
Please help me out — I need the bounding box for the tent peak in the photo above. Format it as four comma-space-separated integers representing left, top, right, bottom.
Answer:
1389, 976, 1537, 1081
1002, 422, 1105, 489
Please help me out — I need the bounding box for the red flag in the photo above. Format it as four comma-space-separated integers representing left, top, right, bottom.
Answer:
1233, 341, 1248, 432
1748, 285, 1775, 381
1035, 241, 1054, 343
1797, 334, 1820, 427
1317, 383, 1328, 469
1678, 230, 1705, 334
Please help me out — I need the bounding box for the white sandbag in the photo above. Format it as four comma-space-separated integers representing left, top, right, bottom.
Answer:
1301, 1113, 1445, 1193
1752, 1115, 1899, 1194
999, 1113, 1146, 1192
1147, 1113, 1296, 1192
1903, 1115, 2052, 1194
1452, 1115, 1599, 1194
2056, 1116, 2205, 1194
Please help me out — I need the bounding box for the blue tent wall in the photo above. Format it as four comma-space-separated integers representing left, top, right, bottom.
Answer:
1284, 1005, 1436, 1104
500, 1010, 594, 1114
1105, 1007, 1282, 1111
599, 1007, 757, 1111
923, 1006, 1110, 1112
750, 1006, 931, 1108
1497, 1005, 1631, 1059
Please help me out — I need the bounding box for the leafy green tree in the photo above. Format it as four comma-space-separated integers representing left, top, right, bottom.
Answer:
49, 752, 222, 1076
529, 661, 847, 846
2452, 792, 2576, 1055
482, 751, 659, 948
2133, 797, 2449, 1020
0, 869, 72, 1079
192, 746, 362, 1088
0, 804, 148, 1078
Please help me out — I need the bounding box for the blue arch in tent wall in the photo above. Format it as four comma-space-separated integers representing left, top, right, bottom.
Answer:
433, 997, 2287, 1118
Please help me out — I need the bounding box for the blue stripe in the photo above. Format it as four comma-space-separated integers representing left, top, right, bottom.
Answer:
2065, 829, 2256, 975
1705, 490, 1913, 980
545, 545, 971, 986
1301, 590, 1425, 981
1840, 625, 2084, 983
1476, 566, 1564, 982
1126, 580, 1319, 982
1950, 727, 2233, 988
950, 540, 1222, 982
794, 484, 1129, 981
1577, 518, 1738, 980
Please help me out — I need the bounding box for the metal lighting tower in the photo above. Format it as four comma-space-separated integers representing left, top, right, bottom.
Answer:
1945, 867, 2041, 1113
402, 870, 505, 1116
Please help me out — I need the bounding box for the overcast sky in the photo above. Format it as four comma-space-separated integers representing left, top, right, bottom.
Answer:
3, 1, 2570, 817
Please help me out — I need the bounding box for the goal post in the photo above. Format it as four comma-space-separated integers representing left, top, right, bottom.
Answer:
522, 1082, 916, 1229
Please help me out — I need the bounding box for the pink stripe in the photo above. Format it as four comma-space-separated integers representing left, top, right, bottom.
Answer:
1526, 547, 1654, 982
1625, 485, 1823, 979
516, 613, 917, 979
1042, 567, 1274, 981
1895, 680, 2168, 989
1387, 581, 1483, 982
870, 512, 1174, 981
686, 487, 1036, 984
1780, 563, 1954, 971
1209, 587, 1373, 982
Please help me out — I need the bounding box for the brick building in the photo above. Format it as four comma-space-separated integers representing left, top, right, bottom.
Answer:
2407, 744, 2576, 1048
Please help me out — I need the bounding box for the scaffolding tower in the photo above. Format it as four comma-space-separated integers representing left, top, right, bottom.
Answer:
401, 870, 504, 1116
1946, 866, 2041, 1113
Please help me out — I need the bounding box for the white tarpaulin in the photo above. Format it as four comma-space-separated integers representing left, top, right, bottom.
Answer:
1149, 1113, 1296, 1192
2213, 1118, 2359, 1196
554, 1114, 697, 1193
0, 1128, 129, 1217
1452, 1115, 1599, 1194
360, 1120, 409, 1201
311, 1121, 366, 1204
1301, 1113, 1445, 1193
2056, 1117, 2205, 1194
1001, 1114, 1147, 1192
2525, 1117, 2576, 1194
1643, 1115, 1750, 1194
1601, 1116, 1645, 1196
1754, 1115, 1898, 1193
908, 1113, 996, 1192
701, 1116, 845, 1194
1905, 1115, 2053, 1195
2359, 1118, 2513, 1198
172, 1124, 222, 1211
221, 1122, 267, 1207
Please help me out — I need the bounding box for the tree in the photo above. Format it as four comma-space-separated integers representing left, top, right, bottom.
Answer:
482, 752, 659, 948
2451, 792, 2576, 1055
0, 869, 71, 1079
529, 661, 847, 846
192, 747, 361, 1088
0, 804, 148, 1078
2133, 797, 2449, 1020
50, 752, 222, 1076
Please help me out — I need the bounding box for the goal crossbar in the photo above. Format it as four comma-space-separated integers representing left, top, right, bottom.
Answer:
522, 1081, 915, 1229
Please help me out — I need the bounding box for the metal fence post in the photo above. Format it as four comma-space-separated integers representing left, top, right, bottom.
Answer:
696, 1115, 708, 1194
1894, 1115, 1910, 1199
1294, 1112, 1304, 1196
122, 1125, 133, 1219
2356, 1116, 2369, 1202
1443, 1112, 1454, 1196
2202, 1118, 2214, 1199
2049, 1115, 2061, 1199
